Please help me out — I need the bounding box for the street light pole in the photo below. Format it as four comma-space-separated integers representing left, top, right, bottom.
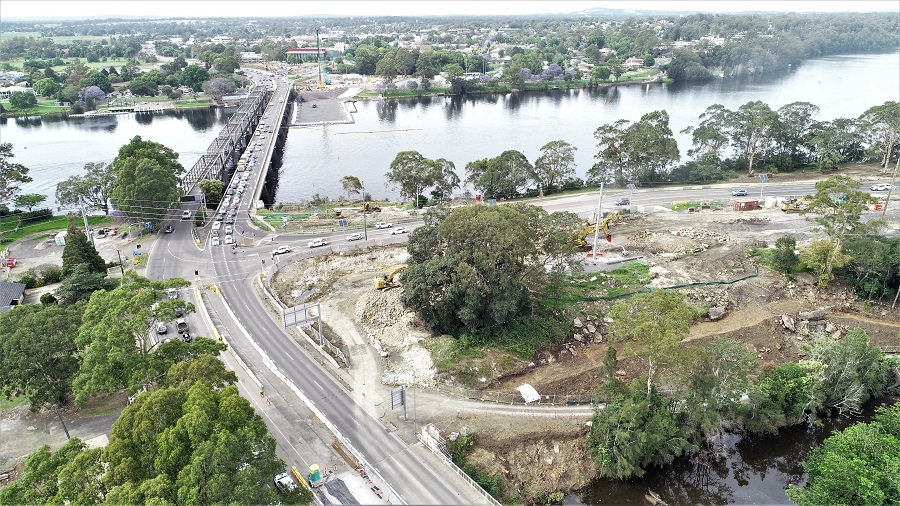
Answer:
591, 182, 605, 261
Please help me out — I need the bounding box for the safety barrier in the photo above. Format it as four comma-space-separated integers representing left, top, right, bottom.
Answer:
418, 424, 502, 506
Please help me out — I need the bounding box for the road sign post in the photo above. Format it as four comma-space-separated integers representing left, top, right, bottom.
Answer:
759, 173, 769, 198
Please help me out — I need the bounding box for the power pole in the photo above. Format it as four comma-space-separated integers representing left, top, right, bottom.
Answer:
79, 196, 94, 246
591, 182, 605, 260
316, 27, 324, 89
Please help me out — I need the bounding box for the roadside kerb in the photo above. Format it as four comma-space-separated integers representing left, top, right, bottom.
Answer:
212, 280, 403, 505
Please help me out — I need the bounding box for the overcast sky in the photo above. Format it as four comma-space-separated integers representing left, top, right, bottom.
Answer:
1, 0, 898, 20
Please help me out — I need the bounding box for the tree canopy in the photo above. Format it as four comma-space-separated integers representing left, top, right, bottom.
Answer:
532, 140, 577, 193
385, 150, 442, 203
61, 214, 108, 278
56, 161, 117, 215
0, 142, 33, 209
110, 136, 184, 224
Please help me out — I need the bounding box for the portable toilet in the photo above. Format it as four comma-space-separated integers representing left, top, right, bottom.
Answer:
309, 464, 321, 484
54, 231, 68, 246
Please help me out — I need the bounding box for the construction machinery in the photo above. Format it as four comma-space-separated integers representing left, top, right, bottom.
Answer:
781, 196, 810, 213
376, 266, 407, 290
576, 211, 618, 249
360, 201, 381, 212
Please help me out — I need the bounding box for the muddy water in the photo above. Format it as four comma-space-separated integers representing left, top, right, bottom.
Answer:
573, 398, 896, 505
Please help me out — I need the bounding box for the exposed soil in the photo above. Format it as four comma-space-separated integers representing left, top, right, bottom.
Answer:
269, 180, 900, 502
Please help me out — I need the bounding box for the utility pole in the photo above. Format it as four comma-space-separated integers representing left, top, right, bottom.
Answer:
591, 182, 605, 261
79, 196, 94, 246
882, 156, 899, 221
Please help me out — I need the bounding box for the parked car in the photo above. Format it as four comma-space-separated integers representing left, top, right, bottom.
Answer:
273, 245, 292, 255
225, 217, 235, 224
731, 189, 748, 196
181, 210, 192, 220
175, 318, 188, 334
347, 233, 363, 241
181, 332, 193, 343
156, 322, 167, 334
164, 225, 174, 233
212, 221, 222, 231
167, 288, 179, 299
211, 236, 221, 246
95, 228, 109, 237
375, 222, 392, 229
224, 225, 233, 235
390, 227, 408, 235
871, 183, 893, 191
215, 213, 224, 221
614, 198, 630, 206
224, 235, 234, 245
308, 238, 328, 248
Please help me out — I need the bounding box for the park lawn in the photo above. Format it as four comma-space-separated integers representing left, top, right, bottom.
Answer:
0, 215, 111, 245
0, 97, 68, 115
173, 99, 213, 108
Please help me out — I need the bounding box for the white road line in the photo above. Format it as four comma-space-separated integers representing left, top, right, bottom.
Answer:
348, 415, 361, 427
313, 380, 322, 389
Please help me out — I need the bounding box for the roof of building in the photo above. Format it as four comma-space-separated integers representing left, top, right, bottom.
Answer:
0, 282, 26, 313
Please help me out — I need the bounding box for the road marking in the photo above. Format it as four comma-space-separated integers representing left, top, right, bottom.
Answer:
348, 415, 360, 427
313, 380, 322, 389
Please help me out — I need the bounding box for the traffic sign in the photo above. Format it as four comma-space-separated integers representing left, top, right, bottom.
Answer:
759, 174, 769, 181
627, 184, 636, 191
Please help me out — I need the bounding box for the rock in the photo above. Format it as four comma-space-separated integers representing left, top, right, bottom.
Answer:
587, 324, 597, 334
708, 306, 726, 321
615, 369, 626, 377
594, 333, 603, 343
573, 334, 583, 342
825, 322, 836, 333
574, 318, 583, 328
781, 314, 796, 332
797, 320, 810, 334
799, 309, 826, 320
832, 330, 843, 340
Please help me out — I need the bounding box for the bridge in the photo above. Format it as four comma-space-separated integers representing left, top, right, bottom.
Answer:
181, 79, 291, 195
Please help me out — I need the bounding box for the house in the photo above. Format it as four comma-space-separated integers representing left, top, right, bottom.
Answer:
0, 282, 26, 313
0, 85, 35, 99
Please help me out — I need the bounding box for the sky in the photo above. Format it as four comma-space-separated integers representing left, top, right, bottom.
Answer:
1, 0, 898, 20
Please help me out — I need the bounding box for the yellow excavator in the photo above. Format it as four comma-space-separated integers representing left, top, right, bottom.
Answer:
360, 201, 381, 212
781, 196, 810, 213
375, 266, 407, 290
575, 212, 618, 249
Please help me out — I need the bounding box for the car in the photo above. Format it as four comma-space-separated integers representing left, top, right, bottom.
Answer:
224, 225, 233, 235
212, 221, 222, 231
375, 222, 392, 229
225, 217, 235, 224
347, 233, 363, 241
164, 225, 174, 233
215, 213, 224, 221
614, 198, 630, 206
181, 210, 192, 220
308, 238, 328, 248
225, 188, 235, 196
274, 472, 298, 493
167, 288, 178, 299
224, 235, 234, 245
390, 227, 408, 235
311, 104, 318, 108
227, 210, 237, 218
175, 318, 188, 334
731, 189, 748, 196
211, 236, 221, 246
181, 332, 193, 343
871, 183, 893, 191
156, 322, 167, 334
95, 228, 109, 237
272, 245, 292, 255
174, 307, 185, 317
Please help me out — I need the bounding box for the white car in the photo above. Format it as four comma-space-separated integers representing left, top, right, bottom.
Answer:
212, 221, 222, 231
346, 233, 363, 241
390, 227, 408, 235
224, 225, 233, 235
375, 222, 392, 229
871, 183, 893, 191
272, 245, 292, 255
156, 322, 167, 334
211, 236, 220, 246
181, 210, 192, 220
308, 238, 328, 248
224, 235, 233, 245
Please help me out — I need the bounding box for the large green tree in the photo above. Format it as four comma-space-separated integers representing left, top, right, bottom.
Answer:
608, 290, 697, 397
340, 175, 364, 200
787, 403, 900, 506
728, 100, 779, 176
0, 142, 33, 208
110, 136, 184, 224
55, 263, 120, 305
858, 101, 900, 168
55, 161, 117, 214
590, 111, 680, 186
403, 204, 580, 339
385, 150, 441, 204
12, 193, 46, 211
198, 178, 225, 207
465, 150, 532, 199
532, 140, 577, 193
0, 302, 84, 408
180, 63, 210, 92
61, 215, 108, 278
0, 437, 92, 504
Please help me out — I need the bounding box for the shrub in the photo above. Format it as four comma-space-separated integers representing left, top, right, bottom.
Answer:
34, 263, 62, 284
40, 292, 57, 305
772, 235, 799, 273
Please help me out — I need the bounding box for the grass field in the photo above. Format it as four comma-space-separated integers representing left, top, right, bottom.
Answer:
0, 31, 113, 44
0, 215, 111, 245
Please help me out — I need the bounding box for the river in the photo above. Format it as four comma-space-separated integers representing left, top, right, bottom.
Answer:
1, 51, 897, 210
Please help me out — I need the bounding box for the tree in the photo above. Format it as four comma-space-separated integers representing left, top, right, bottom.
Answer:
8, 90, 37, 108
787, 404, 900, 506
55, 263, 120, 305
0, 302, 84, 408
590, 111, 680, 185
77, 85, 106, 110
13, 192, 46, 211
858, 101, 900, 168
55, 161, 116, 214
0, 438, 92, 504
810, 118, 865, 170
340, 175, 364, 200
79, 69, 113, 93
198, 178, 225, 206
590, 119, 631, 185
728, 100, 778, 176
72, 273, 191, 403
32, 77, 61, 97
61, 215, 108, 278
0, 143, 33, 208
800, 175, 879, 281
466, 150, 532, 199
385, 151, 441, 204
375, 56, 399, 82
403, 204, 580, 339
64, 58, 90, 86
591, 65, 611, 83
682, 104, 730, 158
532, 140, 577, 194
801, 238, 849, 287
431, 158, 460, 202
774, 102, 820, 166
110, 136, 184, 223
202, 77, 236, 101
588, 380, 695, 479
772, 235, 800, 273
608, 290, 697, 398
180, 64, 210, 92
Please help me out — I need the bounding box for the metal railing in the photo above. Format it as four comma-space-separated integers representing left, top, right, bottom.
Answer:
418, 424, 502, 506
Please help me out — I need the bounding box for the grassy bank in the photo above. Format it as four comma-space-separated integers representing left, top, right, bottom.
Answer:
1, 215, 111, 246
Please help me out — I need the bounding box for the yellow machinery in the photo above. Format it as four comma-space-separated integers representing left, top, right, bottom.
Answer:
781, 196, 810, 213
359, 201, 381, 212
376, 266, 407, 290
576, 212, 618, 249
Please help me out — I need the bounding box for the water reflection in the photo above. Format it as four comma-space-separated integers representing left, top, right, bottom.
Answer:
13, 116, 43, 128
376, 99, 397, 123
444, 95, 464, 120
135, 112, 154, 125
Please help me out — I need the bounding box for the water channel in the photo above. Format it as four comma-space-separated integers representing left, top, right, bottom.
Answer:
1, 51, 897, 210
